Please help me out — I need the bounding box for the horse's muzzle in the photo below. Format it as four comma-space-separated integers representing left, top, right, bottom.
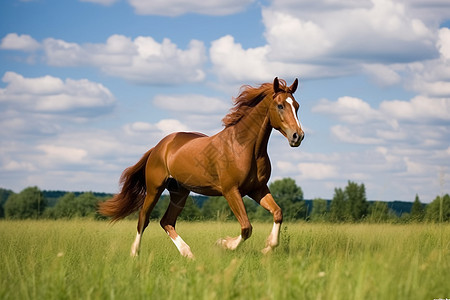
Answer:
289, 131, 304, 147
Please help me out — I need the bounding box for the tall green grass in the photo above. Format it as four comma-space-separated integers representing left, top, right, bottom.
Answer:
1, 220, 449, 299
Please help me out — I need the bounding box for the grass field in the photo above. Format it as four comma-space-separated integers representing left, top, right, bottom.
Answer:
1, 220, 449, 299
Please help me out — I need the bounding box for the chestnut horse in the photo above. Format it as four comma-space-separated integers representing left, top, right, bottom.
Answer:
99, 77, 304, 258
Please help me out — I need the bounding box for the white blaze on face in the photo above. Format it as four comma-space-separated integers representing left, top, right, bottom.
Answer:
286, 97, 301, 128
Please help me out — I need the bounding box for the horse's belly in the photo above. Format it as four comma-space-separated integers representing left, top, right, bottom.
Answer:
166, 135, 224, 195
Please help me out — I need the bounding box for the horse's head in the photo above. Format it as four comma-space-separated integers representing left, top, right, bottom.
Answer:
269, 77, 305, 147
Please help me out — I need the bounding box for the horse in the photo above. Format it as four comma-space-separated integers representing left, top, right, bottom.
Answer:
98, 77, 304, 259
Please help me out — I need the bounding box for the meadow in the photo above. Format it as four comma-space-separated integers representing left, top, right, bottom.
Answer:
1, 220, 449, 300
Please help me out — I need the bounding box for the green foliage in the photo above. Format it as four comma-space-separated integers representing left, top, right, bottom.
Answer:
425, 194, 450, 222
179, 197, 202, 221
2, 181, 447, 224
4, 187, 47, 219
0, 188, 14, 218
329, 188, 346, 222
201, 196, 233, 221
269, 178, 306, 221
46, 192, 101, 219
310, 198, 328, 222
345, 181, 368, 221
367, 201, 390, 223
410, 194, 425, 222
330, 181, 368, 222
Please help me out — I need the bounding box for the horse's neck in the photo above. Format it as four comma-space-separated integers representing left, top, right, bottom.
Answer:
231, 97, 272, 157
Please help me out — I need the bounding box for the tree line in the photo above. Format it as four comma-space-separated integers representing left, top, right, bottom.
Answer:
1, 178, 449, 222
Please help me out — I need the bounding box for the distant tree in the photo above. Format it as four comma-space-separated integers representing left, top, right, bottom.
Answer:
202, 196, 233, 221
179, 196, 202, 221
310, 198, 328, 222
46, 192, 77, 218
367, 201, 390, 223
330, 188, 347, 222
46, 192, 101, 219
425, 194, 450, 222
4, 186, 47, 219
0, 188, 14, 218
242, 197, 257, 215
345, 181, 368, 221
329, 182, 368, 222
151, 196, 169, 220
250, 206, 273, 222
399, 212, 411, 223
410, 194, 425, 222
75, 192, 98, 217
269, 178, 306, 221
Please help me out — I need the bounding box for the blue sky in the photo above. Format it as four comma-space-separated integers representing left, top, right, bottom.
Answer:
1, 0, 450, 202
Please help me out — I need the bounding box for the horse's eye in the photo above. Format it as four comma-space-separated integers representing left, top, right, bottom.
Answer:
277, 104, 283, 110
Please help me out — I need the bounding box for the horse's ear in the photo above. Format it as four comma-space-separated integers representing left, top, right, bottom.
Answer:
290, 78, 298, 94
273, 77, 282, 93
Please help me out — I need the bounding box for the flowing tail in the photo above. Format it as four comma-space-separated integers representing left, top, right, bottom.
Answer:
98, 148, 153, 221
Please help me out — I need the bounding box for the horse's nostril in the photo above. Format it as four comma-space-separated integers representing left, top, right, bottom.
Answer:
293, 132, 299, 140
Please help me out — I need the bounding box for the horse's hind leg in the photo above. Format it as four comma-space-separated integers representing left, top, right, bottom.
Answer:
160, 178, 194, 259
131, 184, 165, 257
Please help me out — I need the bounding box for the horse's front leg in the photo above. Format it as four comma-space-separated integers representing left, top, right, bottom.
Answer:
250, 187, 283, 254
217, 188, 252, 250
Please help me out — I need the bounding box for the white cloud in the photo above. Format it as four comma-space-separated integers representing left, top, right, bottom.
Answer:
0, 33, 40, 52
41, 35, 206, 84
401, 28, 450, 97
438, 27, 450, 60
208, 0, 442, 83
210, 35, 272, 82
268, 139, 449, 201
124, 119, 189, 137
380, 95, 450, 123
0, 72, 116, 141
312, 96, 383, 124
276, 160, 298, 174
331, 125, 385, 145
264, 0, 436, 63
312, 93, 450, 150
79, 0, 118, 5
127, 0, 255, 16
37, 145, 88, 165
42, 38, 90, 67
0, 72, 115, 115
363, 64, 402, 86
3, 160, 35, 172
298, 162, 338, 180
209, 35, 331, 83
263, 10, 331, 62
153, 94, 228, 114
404, 0, 450, 25
156, 119, 189, 135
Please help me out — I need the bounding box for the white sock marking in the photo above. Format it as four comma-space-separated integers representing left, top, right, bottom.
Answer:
131, 232, 141, 257
268, 222, 281, 247
227, 235, 242, 250
262, 222, 281, 254
170, 235, 194, 259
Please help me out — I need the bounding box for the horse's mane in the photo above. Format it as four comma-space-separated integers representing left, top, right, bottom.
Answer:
222, 79, 289, 127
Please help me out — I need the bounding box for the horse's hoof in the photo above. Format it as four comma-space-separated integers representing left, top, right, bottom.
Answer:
261, 246, 272, 254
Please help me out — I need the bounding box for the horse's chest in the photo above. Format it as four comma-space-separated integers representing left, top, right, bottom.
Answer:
243, 156, 271, 186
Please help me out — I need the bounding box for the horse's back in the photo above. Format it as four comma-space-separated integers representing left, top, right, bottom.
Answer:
166, 131, 208, 149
